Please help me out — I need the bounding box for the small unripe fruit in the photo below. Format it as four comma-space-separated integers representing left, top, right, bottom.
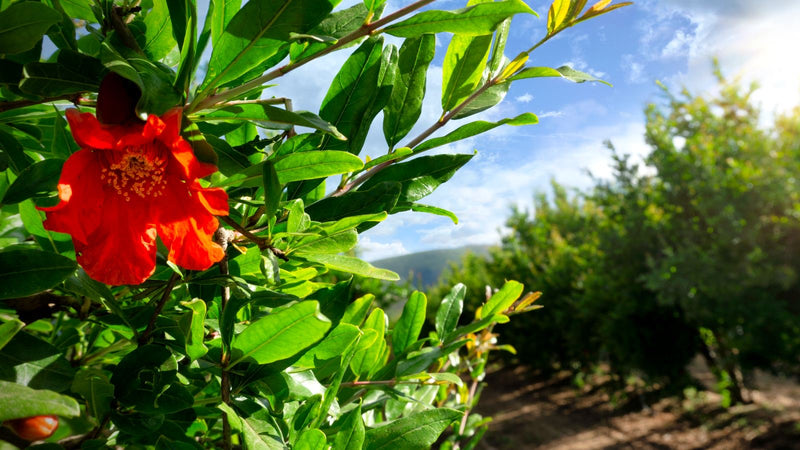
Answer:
5, 415, 59, 441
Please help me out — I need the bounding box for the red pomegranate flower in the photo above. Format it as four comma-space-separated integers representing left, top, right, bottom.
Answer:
38, 108, 228, 285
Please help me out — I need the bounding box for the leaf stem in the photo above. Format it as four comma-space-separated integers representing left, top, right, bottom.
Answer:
220, 215, 268, 248
186, 0, 435, 113
0, 93, 83, 113
138, 273, 180, 345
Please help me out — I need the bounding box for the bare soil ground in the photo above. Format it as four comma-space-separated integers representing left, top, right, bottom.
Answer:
475, 359, 800, 450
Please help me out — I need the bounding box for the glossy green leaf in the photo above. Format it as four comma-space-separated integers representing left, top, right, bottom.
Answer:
365, 147, 413, 170
383, 34, 435, 147
509, 64, 612, 86
393, 291, 427, 355
350, 308, 386, 378
319, 36, 387, 155
483, 280, 524, 317
0, 380, 80, 421
302, 254, 399, 281
488, 18, 511, 75
0, 318, 24, 351
61, 0, 94, 21
50, 106, 79, 158
210, 0, 241, 46
0, 249, 76, 299
0, 3, 61, 54
295, 428, 327, 450
141, 0, 176, 61
360, 154, 474, 203
231, 301, 331, 366
442, 33, 492, 112
0, 126, 33, 172
71, 369, 114, 420
1, 158, 64, 204
363, 0, 387, 13
414, 113, 537, 153
46, 5, 78, 51
364, 408, 462, 449
204, 134, 249, 176
435, 283, 466, 343
393, 202, 459, 224
294, 323, 361, 368
293, 228, 358, 254
0, 332, 76, 392
180, 299, 209, 360
205, 0, 335, 88
305, 182, 401, 223
384, 0, 535, 38
333, 404, 365, 450
452, 80, 509, 119
341, 294, 374, 326
277, 151, 363, 183
196, 104, 345, 139
263, 160, 282, 221
289, 3, 369, 62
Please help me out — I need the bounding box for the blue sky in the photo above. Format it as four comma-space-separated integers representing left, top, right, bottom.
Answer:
266, 0, 800, 260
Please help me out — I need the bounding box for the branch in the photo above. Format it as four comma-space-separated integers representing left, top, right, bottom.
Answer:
0, 93, 83, 114
187, 0, 435, 113
138, 272, 180, 345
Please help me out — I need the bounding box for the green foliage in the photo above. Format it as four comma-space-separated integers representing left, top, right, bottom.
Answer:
0, 0, 627, 447
438, 72, 800, 403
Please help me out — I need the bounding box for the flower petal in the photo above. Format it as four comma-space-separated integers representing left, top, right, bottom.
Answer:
74, 197, 158, 285
66, 110, 115, 150
38, 149, 105, 245
156, 171, 225, 271
194, 185, 229, 216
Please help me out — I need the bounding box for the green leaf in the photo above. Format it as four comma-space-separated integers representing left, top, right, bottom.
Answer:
1, 159, 64, 204
0, 318, 24, 351
61, 0, 95, 21
488, 18, 511, 75
141, 0, 176, 60
360, 154, 474, 203
435, 283, 466, 343
287, 198, 308, 233
0, 124, 33, 173
452, 80, 509, 119
333, 404, 365, 450
482, 280, 524, 317
0, 332, 76, 392
231, 301, 331, 366
205, 134, 250, 176
71, 369, 114, 420
341, 294, 374, 326
294, 323, 361, 369
210, 0, 241, 46
50, 106, 79, 158
365, 147, 413, 170
350, 308, 386, 378
0, 249, 77, 299
363, 0, 387, 14
0, 3, 61, 55
414, 113, 537, 153
509, 64, 612, 86
383, 34, 435, 147
393, 291, 427, 355
295, 428, 327, 450
289, 3, 370, 62
319, 36, 387, 155
0, 380, 80, 421
263, 160, 282, 221
214, 151, 362, 188
204, 0, 335, 89
196, 104, 345, 139
19, 50, 103, 97
180, 299, 209, 360
384, 0, 535, 38
305, 182, 401, 223
364, 408, 462, 449
442, 34, 492, 112
302, 254, 399, 281
293, 228, 358, 254
393, 202, 459, 224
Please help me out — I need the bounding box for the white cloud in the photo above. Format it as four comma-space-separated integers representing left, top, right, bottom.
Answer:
641, 0, 800, 114
516, 93, 534, 103
537, 110, 564, 119
358, 237, 408, 262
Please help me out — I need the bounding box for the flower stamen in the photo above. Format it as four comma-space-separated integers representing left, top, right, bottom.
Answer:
102, 145, 168, 201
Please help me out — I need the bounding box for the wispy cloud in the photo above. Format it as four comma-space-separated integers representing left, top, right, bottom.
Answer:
516, 93, 534, 103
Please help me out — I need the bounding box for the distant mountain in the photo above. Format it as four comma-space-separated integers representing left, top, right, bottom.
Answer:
370, 245, 492, 287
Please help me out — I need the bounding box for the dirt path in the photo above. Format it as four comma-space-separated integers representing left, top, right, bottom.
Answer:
475, 363, 800, 449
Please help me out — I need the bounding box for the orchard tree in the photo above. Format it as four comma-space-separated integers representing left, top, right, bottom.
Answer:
0, 0, 629, 448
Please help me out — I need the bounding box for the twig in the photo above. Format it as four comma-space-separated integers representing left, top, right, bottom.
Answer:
137, 272, 180, 345
0, 93, 83, 113
214, 226, 233, 450
219, 215, 268, 248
